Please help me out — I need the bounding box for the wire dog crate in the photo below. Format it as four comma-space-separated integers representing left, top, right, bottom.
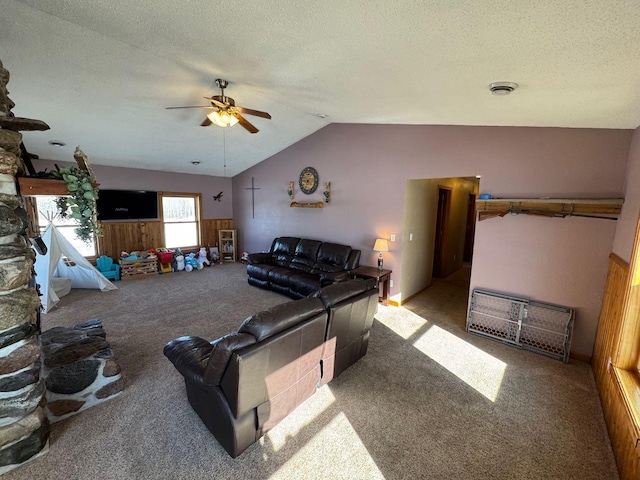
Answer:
467, 289, 574, 362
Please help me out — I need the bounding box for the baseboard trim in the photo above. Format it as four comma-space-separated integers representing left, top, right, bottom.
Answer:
387, 285, 431, 307
570, 351, 592, 363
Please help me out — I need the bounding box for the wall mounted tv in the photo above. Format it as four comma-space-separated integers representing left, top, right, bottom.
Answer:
97, 190, 158, 220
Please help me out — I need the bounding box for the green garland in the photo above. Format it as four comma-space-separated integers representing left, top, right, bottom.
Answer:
53, 167, 101, 243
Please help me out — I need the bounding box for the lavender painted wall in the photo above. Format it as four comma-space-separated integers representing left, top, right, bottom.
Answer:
612, 126, 640, 262
232, 124, 632, 357
32, 159, 232, 219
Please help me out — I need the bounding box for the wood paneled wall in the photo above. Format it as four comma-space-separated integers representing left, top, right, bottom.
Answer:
593, 253, 640, 480
97, 218, 233, 258
201, 218, 234, 247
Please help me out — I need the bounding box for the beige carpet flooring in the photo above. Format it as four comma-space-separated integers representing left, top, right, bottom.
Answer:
5, 263, 618, 480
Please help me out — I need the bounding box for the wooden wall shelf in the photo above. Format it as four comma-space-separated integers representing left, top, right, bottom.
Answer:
477, 198, 624, 221
17, 177, 99, 197
290, 201, 324, 208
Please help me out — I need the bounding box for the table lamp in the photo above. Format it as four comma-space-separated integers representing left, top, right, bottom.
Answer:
373, 238, 389, 270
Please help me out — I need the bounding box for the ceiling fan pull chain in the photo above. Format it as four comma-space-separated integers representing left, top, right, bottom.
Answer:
223, 128, 227, 177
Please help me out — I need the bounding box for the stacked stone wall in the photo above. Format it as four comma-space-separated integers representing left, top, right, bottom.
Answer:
0, 59, 50, 475
41, 319, 123, 422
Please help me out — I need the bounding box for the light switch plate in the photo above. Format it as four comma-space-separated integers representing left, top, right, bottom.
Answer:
390, 234, 396, 242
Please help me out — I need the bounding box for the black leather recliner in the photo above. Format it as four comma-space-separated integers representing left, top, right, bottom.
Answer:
247, 237, 361, 299
164, 279, 378, 458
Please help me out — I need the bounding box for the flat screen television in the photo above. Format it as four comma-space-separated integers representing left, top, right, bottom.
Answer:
97, 190, 158, 220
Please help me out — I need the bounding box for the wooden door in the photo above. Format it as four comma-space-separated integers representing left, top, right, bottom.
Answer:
463, 193, 476, 263
433, 187, 451, 278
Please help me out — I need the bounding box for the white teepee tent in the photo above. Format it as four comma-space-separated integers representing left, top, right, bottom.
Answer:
34, 224, 117, 313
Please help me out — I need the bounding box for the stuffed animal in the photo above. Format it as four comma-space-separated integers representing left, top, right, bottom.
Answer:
198, 247, 210, 267
174, 256, 185, 271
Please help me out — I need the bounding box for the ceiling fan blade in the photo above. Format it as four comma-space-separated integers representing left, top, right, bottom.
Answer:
204, 97, 227, 109
166, 105, 216, 109
234, 113, 258, 134
200, 117, 212, 127
234, 106, 271, 119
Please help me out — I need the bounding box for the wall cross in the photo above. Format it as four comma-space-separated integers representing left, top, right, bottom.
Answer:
245, 177, 260, 219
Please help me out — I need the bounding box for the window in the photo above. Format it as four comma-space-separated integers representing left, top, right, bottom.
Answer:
161, 194, 201, 248
33, 196, 96, 257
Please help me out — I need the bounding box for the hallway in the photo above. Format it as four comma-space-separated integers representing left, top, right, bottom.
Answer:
370, 265, 618, 479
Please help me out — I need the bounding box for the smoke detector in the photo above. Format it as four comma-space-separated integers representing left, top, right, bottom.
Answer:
489, 82, 519, 96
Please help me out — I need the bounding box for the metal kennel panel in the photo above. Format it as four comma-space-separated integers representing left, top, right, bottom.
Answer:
520, 302, 574, 362
467, 290, 527, 345
467, 289, 574, 363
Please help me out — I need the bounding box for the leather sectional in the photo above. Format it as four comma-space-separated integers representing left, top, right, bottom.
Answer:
164, 278, 378, 458
246, 237, 361, 299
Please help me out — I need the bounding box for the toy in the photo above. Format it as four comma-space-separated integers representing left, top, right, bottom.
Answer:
198, 247, 210, 268
156, 249, 174, 274
209, 246, 220, 263
240, 252, 249, 264
184, 252, 199, 272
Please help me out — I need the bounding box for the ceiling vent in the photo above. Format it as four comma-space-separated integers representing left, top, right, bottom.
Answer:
489, 82, 519, 96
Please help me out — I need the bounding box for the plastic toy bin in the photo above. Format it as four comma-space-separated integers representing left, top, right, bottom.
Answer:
157, 252, 174, 264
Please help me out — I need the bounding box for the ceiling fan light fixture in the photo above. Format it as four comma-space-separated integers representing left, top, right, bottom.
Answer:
207, 110, 239, 128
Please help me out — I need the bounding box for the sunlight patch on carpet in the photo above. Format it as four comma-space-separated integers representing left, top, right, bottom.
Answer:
268, 412, 385, 480
374, 304, 428, 339
264, 387, 336, 452
413, 325, 506, 401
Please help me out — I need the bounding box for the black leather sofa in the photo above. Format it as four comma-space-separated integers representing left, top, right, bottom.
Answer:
247, 237, 361, 299
164, 279, 378, 458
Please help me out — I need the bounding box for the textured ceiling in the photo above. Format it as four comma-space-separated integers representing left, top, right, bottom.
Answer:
2, 0, 640, 176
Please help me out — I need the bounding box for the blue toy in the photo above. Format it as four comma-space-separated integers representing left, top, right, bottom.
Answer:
184, 252, 200, 272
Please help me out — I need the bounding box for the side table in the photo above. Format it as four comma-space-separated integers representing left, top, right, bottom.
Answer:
352, 266, 392, 306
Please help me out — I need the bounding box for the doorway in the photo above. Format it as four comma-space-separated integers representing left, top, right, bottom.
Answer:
463, 193, 476, 263
432, 187, 451, 278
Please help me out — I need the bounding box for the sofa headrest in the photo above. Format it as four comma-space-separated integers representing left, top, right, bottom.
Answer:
203, 333, 257, 385
311, 242, 352, 273
312, 279, 371, 308
271, 237, 300, 255
239, 297, 325, 342
290, 239, 322, 272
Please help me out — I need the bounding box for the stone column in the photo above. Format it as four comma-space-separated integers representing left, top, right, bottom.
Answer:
0, 59, 50, 475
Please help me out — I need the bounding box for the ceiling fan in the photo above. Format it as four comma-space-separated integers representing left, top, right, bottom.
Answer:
166, 78, 271, 134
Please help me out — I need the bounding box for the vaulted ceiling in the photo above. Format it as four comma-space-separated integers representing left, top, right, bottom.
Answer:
3, 0, 640, 176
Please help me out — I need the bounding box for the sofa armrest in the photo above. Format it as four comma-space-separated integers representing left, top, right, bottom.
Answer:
320, 270, 351, 286
247, 252, 271, 265
164, 336, 214, 387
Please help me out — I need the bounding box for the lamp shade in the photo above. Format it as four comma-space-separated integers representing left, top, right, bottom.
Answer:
373, 238, 389, 252
207, 110, 239, 128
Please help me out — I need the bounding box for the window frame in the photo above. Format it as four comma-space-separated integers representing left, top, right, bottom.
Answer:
159, 192, 202, 249
30, 195, 98, 259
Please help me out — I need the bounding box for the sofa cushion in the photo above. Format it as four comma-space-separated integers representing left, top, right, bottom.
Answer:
268, 267, 294, 287
312, 278, 370, 308
289, 239, 322, 272
312, 242, 352, 273
239, 297, 325, 342
247, 263, 277, 281
203, 333, 257, 386
290, 272, 322, 297
270, 237, 300, 267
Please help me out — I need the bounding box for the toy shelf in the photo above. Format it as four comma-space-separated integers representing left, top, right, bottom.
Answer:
219, 229, 237, 262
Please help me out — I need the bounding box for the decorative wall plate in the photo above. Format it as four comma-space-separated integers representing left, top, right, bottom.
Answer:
299, 166, 319, 194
